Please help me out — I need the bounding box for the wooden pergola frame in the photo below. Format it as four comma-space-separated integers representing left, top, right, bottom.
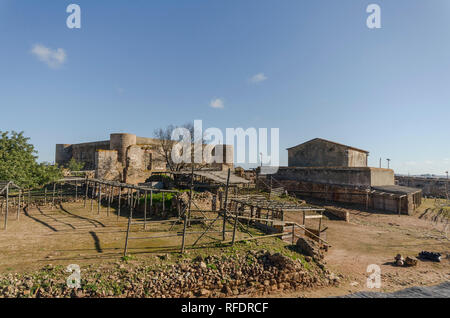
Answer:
0, 180, 23, 230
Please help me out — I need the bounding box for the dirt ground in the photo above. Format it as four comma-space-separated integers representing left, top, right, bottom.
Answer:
0, 201, 252, 273
276, 199, 450, 297
1, 198, 449, 298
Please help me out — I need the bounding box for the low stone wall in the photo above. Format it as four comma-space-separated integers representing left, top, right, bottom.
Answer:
324, 207, 350, 222
396, 176, 448, 198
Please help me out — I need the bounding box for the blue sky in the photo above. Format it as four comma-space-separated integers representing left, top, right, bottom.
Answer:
0, 0, 449, 175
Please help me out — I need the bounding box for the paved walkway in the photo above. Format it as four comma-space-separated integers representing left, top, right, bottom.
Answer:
343, 281, 450, 298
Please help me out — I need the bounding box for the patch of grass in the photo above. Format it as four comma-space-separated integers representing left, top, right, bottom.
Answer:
140, 192, 175, 209
121, 255, 134, 262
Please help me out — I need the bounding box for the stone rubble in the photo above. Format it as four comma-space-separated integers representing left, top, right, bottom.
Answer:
0, 250, 336, 298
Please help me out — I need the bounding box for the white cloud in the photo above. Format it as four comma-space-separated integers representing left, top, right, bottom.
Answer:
210, 98, 224, 109
249, 72, 268, 83
31, 44, 67, 69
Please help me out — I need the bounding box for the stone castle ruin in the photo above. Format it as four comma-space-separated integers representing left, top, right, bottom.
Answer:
56, 133, 233, 184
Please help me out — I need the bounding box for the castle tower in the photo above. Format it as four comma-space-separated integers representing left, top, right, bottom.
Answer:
109, 133, 137, 166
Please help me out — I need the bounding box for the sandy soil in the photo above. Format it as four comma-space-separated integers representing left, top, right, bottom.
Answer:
276, 200, 450, 297
1, 199, 449, 298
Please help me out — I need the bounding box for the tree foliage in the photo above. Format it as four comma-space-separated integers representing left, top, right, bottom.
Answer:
67, 158, 85, 172
0, 131, 62, 188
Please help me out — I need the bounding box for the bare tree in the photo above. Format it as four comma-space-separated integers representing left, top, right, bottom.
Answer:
154, 122, 201, 173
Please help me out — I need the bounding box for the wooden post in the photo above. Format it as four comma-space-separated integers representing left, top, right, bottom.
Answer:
16, 190, 21, 220
107, 185, 111, 217
75, 182, 78, 201
117, 187, 122, 220
212, 194, 217, 211
318, 211, 323, 233
4, 185, 9, 230
135, 190, 140, 209
52, 183, 56, 209
98, 184, 102, 214
187, 165, 194, 227
144, 190, 148, 230
123, 194, 134, 257
231, 211, 238, 245
90, 183, 95, 212
44, 187, 47, 206
222, 168, 231, 241
180, 203, 188, 254
292, 223, 295, 244
84, 181, 88, 208
150, 190, 153, 217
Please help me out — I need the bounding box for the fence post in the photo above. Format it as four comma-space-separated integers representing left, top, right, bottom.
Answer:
231, 212, 238, 245
84, 181, 88, 208
16, 189, 21, 220
52, 183, 56, 210
292, 223, 295, 244
98, 184, 102, 214
222, 169, 231, 241
117, 187, 122, 220
123, 195, 134, 257
144, 190, 147, 230
4, 185, 9, 230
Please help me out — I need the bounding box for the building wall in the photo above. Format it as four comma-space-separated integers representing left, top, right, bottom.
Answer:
370, 169, 395, 186
288, 139, 368, 168
347, 149, 368, 167
288, 140, 349, 167
56, 141, 110, 169
272, 167, 394, 187
95, 150, 122, 180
